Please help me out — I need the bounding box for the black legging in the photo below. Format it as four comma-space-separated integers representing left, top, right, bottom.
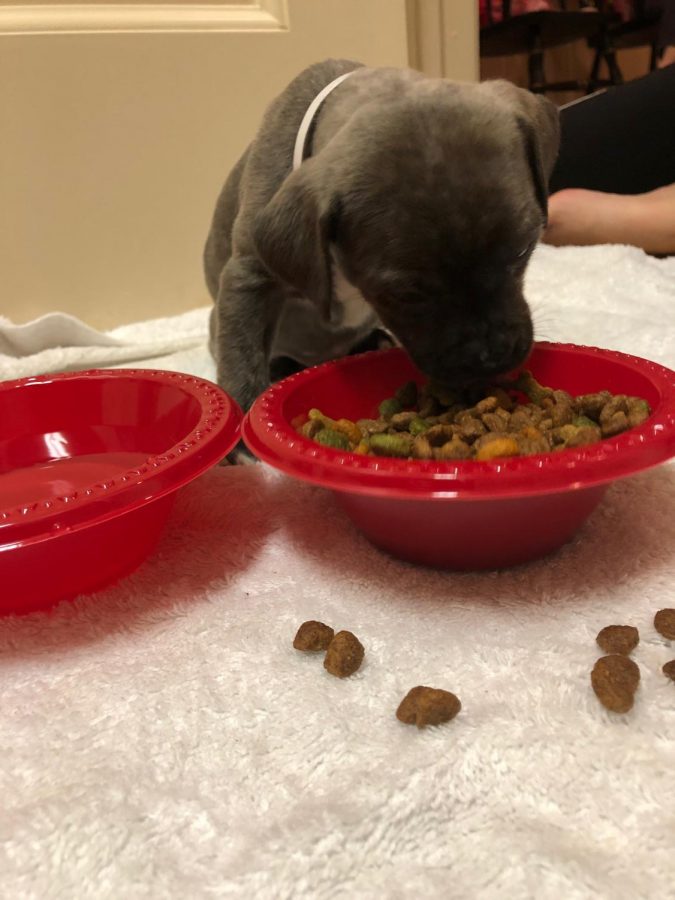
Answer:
550, 62, 675, 195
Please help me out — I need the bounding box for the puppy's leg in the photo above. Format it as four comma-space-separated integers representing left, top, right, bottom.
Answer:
213, 256, 285, 464
213, 255, 284, 411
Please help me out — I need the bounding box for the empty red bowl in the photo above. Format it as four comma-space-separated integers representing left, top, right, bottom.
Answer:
0, 369, 241, 615
242, 343, 675, 569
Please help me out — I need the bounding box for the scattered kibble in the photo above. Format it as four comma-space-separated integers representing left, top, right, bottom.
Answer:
295, 371, 651, 462
323, 630, 365, 678
396, 686, 462, 728
293, 620, 335, 652
291, 607, 669, 724
591, 654, 640, 713
654, 608, 675, 640
596, 625, 639, 656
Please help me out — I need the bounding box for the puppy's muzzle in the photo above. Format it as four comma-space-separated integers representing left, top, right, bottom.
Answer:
409, 319, 533, 387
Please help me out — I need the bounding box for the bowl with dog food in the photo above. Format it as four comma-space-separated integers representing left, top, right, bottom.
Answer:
0, 369, 241, 615
242, 342, 675, 569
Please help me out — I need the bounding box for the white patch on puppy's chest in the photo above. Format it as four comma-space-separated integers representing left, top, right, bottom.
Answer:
330, 257, 371, 329
270, 254, 388, 367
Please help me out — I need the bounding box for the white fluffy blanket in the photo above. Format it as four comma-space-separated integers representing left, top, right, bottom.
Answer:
1, 245, 674, 899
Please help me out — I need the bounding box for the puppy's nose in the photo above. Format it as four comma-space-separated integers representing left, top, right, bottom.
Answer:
482, 331, 532, 373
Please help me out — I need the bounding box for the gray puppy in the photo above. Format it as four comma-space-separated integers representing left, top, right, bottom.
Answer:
204, 59, 559, 414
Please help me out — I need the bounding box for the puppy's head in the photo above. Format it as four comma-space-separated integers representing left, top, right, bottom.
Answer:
253, 78, 559, 387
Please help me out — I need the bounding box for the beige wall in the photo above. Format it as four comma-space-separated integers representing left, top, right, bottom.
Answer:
0, 0, 478, 329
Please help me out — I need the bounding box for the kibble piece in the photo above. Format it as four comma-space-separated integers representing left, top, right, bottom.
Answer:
596, 625, 640, 656
424, 424, 457, 447
565, 425, 602, 448
508, 407, 533, 430
409, 416, 430, 436
516, 425, 551, 456
626, 397, 650, 428
513, 370, 552, 403
662, 660, 675, 681
475, 435, 520, 461
574, 390, 612, 420
411, 435, 434, 460
333, 418, 362, 445
315, 428, 350, 450
591, 655, 640, 713
369, 432, 413, 458
432, 438, 472, 460
457, 415, 486, 442
293, 620, 334, 652
396, 686, 461, 728
378, 397, 402, 419
300, 418, 324, 439
544, 392, 575, 427
356, 418, 389, 436
324, 630, 364, 678
481, 412, 506, 433
474, 396, 499, 414
654, 608, 675, 640
390, 411, 418, 431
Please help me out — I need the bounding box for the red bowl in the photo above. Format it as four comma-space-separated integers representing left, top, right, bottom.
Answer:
0, 369, 241, 615
242, 343, 675, 569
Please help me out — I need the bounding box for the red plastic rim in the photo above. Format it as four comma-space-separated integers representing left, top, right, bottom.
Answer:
242, 343, 675, 499
0, 368, 242, 546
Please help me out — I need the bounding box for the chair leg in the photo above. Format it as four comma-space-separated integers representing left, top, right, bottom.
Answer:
649, 42, 658, 71
605, 47, 624, 85
588, 47, 603, 93
528, 33, 546, 92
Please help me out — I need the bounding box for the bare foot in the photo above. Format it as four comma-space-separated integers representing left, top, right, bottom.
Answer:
658, 46, 675, 68
544, 186, 675, 255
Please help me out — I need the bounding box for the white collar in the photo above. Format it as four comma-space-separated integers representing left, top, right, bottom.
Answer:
292, 72, 353, 171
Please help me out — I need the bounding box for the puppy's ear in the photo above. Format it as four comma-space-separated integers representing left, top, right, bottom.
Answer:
479, 81, 560, 218
516, 116, 550, 222
252, 167, 339, 320
524, 92, 560, 183
511, 92, 560, 223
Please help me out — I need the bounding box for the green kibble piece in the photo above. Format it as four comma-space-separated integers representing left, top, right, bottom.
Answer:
513, 371, 552, 403
314, 428, 350, 450
409, 417, 430, 436
301, 419, 324, 439
369, 433, 413, 458
378, 397, 403, 419
574, 416, 599, 430
395, 380, 418, 408
627, 398, 650, 427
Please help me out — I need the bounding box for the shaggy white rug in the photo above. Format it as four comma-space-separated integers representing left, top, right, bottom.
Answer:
1, 244, 674, 899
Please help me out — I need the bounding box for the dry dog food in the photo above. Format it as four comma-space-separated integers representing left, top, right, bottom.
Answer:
591, 654, 640, 713
662, 660, 675, 681
295, 371, 651, 461
654, 608, 675, 640
596, 625, 639, 656
293, 620, 335, 652
323, 630, 365, 678
396, 686, 462, 728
